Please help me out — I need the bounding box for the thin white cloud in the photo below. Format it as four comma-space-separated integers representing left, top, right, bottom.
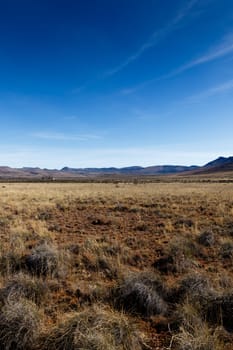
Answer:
186, 79, 233, 103
105, 0, 199, 76
121, 32, 233, 95
120, 78, 158, 95
164, 33, 233, 79
71, 81, 90, 94
32, 132, 100, 141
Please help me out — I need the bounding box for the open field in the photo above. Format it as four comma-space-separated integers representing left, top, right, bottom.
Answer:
0, 182, 233, 349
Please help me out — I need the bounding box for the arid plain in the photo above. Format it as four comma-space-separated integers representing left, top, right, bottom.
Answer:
0, 181, 233, 349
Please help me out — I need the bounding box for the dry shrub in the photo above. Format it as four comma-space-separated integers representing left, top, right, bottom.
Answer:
40, 305, 146, 350
89, 215, 112, 226
177, 273, 214, 301
0, 298, 41, 350
37, 209, 52, 221
0, 273, 48, 305
172, 303, 226, 350
0, 252, 24, 275
0, 234, 26, 275
205, 293, 233, 332
80, 251, 119, 280
25, 242, 60, 277
198, 231, 215, 247
173, 274, 233, 333
81, 237, 121, 257
219, 241, 233, 259
152, 255, 175, 274
155, 236, 199, 275
77, 238, 121, 279
165, 273, 216, 321
113, 271, 167, 317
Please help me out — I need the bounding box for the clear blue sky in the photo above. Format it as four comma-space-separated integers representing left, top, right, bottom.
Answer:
0, 0, 233, 168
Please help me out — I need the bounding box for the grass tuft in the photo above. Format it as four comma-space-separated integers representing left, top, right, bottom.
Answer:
0, 273, 48, 305
113, 271, 167, 317
40, 305, 146, 350
0, 298, 41, 350
25, 242, 59, 277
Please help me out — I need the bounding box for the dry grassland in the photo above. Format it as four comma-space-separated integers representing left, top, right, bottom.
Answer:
0, 182, 233, 349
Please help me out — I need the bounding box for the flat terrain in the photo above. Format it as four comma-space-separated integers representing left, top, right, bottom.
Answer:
0, 182, 233, 349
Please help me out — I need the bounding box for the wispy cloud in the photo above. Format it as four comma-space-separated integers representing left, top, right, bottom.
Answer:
105, 0, 199, 76
120, 79, 158, 95
186, 78, 233, 103
32, 132, 100, 141
71, 82, 90, 94
164, 33, 233, 79
120, 32, 233, 95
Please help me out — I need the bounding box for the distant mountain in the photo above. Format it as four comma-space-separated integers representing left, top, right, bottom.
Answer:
186, 156, 233, 175
204, 156, 233, 169
0, 156, 233, 179
135, 165, 198, 175
60, 165, 198, 176
0, 164, 199, 179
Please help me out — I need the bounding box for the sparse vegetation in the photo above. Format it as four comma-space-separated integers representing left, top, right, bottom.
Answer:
0, 181, 233, 348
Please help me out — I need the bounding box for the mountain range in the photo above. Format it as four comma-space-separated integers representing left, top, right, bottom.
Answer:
0, 156, 232, 179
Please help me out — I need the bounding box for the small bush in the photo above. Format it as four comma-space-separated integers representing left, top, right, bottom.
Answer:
172, 303, 226, 350
113, 271, 167, 317
81, 252, 118, 279
169, 273, 216, 308
152, 255, 175, 274
206, 293, 233, 332
40, 305, 146, 350
0, 273, 47, 305
25, 242, 59, 277
157, 236, 199, 274
0, 298, 41, 350
0, 252, 23, 275
198, 231, 215, 247
220, 241, 233, 259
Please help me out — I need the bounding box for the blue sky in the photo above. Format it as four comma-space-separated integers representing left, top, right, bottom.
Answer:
0, 0, 233, 168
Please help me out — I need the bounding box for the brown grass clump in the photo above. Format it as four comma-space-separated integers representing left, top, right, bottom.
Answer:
171, 304, 227, 350
154, 236, 199, 275
76, 238, 121, 279
0, 234, 26, 275
219, 241, 233, 260
177, 273, 214, 301
0, 298, 41, 350
40, 305, 146, 350
0, 251, 24, 275
205, 293, 233, 332
0, 273, 48, 305
198, 231, 215, 247
113, 271, 167, 317
25, 242, 60, 277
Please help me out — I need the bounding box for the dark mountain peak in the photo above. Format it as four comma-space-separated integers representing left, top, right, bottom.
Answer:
204, 156, 233, 168
61, 167, 71, 172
